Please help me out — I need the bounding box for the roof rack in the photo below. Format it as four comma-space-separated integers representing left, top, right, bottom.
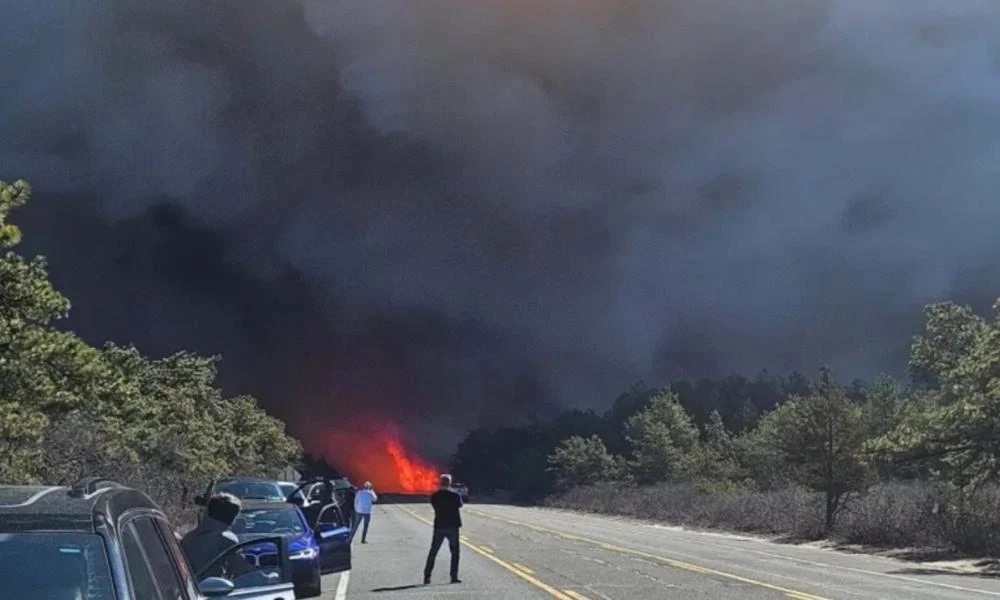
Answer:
68, 477, 123, 498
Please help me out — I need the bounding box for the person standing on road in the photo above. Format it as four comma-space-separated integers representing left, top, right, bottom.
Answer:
343, 484, 357, 523
423, 473, 463, 585
350, 481, 377, 543
318, 479, 335, 506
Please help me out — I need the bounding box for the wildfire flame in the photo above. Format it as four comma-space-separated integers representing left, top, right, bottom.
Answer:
323, 422, 439, 493
385, 435, 439, 493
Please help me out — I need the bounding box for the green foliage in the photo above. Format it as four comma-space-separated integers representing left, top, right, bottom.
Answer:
909, 302, 989, 393
858, 374, 908, 439
453, 285, 1000, 545
692, 409, 748, 486
625, 389, 700, 484
749, 366, 869, 530
872, 300, 1000, 492
0, 179, 300, 521
548, 435, 630, 490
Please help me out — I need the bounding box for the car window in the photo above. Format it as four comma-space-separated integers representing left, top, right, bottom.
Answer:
131, 518, 188, 600
218, 481, 283, 500
0, 532, 115, 600
317, 505, 346, 527
154, 517, 199, 599
122, 522, 164, 600
232, 508, 306, 535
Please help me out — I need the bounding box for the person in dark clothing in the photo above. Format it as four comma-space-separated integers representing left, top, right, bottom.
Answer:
181, 493, 276, 586
319, 479, 335, 505
423, 473, 463, 585
181, 493, 245, 576
342, 485, 357, 523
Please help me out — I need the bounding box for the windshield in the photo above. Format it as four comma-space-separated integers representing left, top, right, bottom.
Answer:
231, 508, 306, 535
217, 481, 284, 500
278, 483, 298, 498
0, 532, 114, 600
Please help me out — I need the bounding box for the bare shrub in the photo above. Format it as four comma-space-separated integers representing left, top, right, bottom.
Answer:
548, 481, 1000, 556
547, 483, 825, 539
833, 481, 951, 549
944, 485, 1000, 555
38, 413, 200, 531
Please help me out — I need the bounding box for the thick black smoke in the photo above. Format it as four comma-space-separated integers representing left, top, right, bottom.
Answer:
4, 0, 1000, 459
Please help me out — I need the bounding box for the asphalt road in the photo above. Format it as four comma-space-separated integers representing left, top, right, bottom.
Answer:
316, 503, 1000, 600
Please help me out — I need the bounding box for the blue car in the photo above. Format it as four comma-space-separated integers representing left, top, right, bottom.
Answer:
231, 500, 351, 598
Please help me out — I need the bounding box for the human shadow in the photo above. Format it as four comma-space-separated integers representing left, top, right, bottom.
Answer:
886, 564, 1000, 580
371, 584, 425, 592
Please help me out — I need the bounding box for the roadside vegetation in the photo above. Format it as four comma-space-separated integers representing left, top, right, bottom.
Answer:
11, 176, 1000, 556
454, 296, 1000, 556
0, 179, 301, 526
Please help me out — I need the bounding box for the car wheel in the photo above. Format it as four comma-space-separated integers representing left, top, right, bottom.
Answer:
295, 568, 322, 599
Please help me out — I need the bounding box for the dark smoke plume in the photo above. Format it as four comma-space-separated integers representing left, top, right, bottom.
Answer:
4, 0, 1000, 463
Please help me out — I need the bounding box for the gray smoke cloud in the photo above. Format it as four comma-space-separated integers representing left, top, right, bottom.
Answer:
4, 0, 1000, 458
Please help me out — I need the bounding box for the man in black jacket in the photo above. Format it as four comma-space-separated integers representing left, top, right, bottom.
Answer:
423, 473, 463, 584
181, 493, 276, 586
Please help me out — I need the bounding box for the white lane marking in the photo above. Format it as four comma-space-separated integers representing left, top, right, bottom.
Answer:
335, 570, 350, 600
489, 508, 1000, 598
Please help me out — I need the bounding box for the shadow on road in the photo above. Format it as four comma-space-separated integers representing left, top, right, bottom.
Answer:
371, 584, 424, 592
768, 536, 1000, 575
888, 567, 1000, 579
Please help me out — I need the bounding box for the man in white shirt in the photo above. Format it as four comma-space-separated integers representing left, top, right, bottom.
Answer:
351, 481, 378, 543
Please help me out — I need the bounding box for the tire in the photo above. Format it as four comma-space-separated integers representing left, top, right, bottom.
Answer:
295, 568, 322, 599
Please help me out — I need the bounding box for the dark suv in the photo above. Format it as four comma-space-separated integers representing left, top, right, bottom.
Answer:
0, 477, 296, 599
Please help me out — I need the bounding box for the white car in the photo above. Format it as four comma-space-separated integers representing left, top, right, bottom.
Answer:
278, 481, 313, 506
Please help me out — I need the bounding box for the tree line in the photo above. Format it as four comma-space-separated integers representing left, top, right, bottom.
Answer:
0, 180, 301, 523
452, 292, 1000, 553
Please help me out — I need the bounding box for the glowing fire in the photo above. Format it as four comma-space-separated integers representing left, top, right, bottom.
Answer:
385, 435, 439, 493
322, 422, 439, 493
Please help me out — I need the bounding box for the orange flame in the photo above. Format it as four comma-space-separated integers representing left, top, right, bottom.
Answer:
385, 434, 439, 493
322, 422, 439, 493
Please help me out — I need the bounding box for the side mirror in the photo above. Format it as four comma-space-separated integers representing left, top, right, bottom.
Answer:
198, 577, 235, 597
194, 494, 207, 506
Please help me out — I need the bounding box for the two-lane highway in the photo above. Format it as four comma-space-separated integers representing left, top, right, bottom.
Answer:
317, 503, 1000, 599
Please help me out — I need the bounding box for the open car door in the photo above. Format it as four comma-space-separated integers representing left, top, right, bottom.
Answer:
195, 535, 297, 600
314, 504, 352, 574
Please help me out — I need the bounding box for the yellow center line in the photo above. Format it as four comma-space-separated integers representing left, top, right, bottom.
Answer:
512, 562, 535, 574
466, 509, 831, 600
480, 546, 495, 554
564, 590, 592, 600
396, 505, 575, 600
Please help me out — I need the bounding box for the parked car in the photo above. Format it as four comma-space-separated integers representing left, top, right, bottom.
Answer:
198, 478, 287, 503
277, 481, 312, 507
296, 478, 354, 508
453, 483, 469, 502
231, 500, 350, 598
0, 476, 296, 599
196, 478, 287, 523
